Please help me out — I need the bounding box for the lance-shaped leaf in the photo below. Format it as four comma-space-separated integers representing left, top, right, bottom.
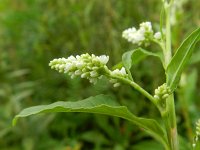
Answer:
13, 94, 168, 148
122, 48, 162, 70
166, 28, 200, 91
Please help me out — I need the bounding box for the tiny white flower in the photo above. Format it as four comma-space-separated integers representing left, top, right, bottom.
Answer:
119, 67, 126, 75
122, 27, 137, 42
111, 67, 127, 77
154, 32, 162, 40
113, 83, 120, 87
64, 64, 73, 72
76, 62, 84, 68
154, 95, 160, 100
75, 70, 82, 75
108, 67, 128, 87
81, 72, 89, 78
139, 22, 153, 33
97, 55, 109, 64
192, 143, 196, 148
76, 55, 80, 59
112, 69, 119, 74
68, 56, 76, 61
155, 89, 159, 95
90, 71, 98, 77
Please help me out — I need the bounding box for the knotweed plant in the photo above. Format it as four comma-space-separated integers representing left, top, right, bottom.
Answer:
13, 0, 200, 150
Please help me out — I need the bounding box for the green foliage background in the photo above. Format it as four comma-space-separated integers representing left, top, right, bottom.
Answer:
0, 0, 199, 149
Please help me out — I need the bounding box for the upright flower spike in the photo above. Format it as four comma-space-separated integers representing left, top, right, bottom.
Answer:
49, 54, 109, 84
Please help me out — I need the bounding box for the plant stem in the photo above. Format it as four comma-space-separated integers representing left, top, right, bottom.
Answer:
108, 73, 159, 108
163, 94, 178, 150
163, 1, 179, 149
127, 69, 134, 81
164, 3, 172, 67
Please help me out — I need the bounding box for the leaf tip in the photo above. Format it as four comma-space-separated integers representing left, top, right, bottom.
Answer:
12, 117, 18, 126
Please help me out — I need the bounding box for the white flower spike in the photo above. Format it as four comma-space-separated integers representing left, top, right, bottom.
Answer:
122, 22, 154, 46
49, 53, 109, 84
122, 22, 162, 46
49, 54, 128, 87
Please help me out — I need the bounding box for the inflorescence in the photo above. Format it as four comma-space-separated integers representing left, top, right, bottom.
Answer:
49, 53, 128, 87
193, 119, 200, 148
122, 22, 162, 46
109, 67, 128, 87
154, 83, 171, 105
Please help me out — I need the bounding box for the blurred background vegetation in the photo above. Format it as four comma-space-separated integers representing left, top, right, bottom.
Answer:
0, 0, 199, 149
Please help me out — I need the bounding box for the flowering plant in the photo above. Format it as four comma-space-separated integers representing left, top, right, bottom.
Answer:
13, 0, 199, 149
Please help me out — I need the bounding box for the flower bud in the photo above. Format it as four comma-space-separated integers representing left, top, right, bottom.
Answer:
154, 83, 171, 101
113, 83, 120, 87
154, 32, 162, 40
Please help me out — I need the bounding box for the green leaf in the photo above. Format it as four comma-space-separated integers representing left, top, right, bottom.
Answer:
13, 94, 168, 148
112, 62, 123, 70
166, 28, 200, 91
122, 48, 162, 70
131, 140, 163, 150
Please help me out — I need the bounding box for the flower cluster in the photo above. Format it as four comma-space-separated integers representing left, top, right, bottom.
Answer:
122, 22, 162, 46
154, 32, 162, 40
193, 119, 200, 148
49, 54, 109, 84
49, 54, 129, 87
109, 67, 128, 87
154, 83, 171, 101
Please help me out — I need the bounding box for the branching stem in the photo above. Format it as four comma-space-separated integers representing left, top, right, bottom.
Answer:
107, 72, 161, 110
